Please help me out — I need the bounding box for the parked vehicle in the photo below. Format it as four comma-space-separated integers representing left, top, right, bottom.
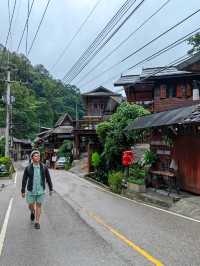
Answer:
55, 157, 66, 169
0, 164, 7, 173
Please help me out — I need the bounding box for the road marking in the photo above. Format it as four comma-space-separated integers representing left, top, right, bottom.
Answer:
69, 172, 200, 224
14, 172, 17, 184
85, 209, 164, 266
0, 198, 13, 256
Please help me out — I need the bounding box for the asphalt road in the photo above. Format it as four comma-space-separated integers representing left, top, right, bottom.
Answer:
0, 162, 200, 266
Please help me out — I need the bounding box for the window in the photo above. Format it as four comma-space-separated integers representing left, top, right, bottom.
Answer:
186, 83, 192, 97
176, 85, 183, 98
168, 86, 176, 97
160, 84, 167, 98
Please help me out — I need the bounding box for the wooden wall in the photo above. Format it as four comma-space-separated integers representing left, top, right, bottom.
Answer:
174, 136, 200, 194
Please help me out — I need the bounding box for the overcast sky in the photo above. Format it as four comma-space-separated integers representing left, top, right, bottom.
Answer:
0, 0, 199, 93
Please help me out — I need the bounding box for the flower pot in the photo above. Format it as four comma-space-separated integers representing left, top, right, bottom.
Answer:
127, 182, 146, 193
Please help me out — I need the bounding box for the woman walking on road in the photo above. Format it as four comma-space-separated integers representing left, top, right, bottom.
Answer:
21, 150, 53, 229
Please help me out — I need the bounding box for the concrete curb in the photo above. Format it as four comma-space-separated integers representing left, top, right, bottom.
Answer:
69, 169, 174, 209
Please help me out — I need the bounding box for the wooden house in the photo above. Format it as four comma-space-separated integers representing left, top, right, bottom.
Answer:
73, 86, 123, 170
82, 86, 123, 117
127, 104, 200, 194
114, 63, 200, 113
12, 138, 32, 161
35, 113, 74, 163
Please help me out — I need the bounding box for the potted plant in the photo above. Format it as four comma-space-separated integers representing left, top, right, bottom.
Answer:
127, 162, 146, 193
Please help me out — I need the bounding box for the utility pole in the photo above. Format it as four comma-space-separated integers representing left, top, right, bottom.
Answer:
75, 102, 78, 128
5, 68, 11, 157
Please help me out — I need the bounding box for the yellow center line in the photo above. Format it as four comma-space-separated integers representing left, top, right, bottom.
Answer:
84, 209, 164, 266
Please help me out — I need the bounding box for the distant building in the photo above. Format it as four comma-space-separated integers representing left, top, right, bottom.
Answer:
12, 138, 32, 161
82, 86, 123, 117
114, 54, 200, 113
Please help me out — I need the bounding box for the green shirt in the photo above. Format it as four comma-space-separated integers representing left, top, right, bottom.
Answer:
30, 164, 44, 195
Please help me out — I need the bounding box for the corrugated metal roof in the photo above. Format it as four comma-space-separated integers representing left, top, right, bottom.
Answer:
13, 138, 32, 145
52, 126, 73, 134
177, 51, 200, 71
114, 75, 140, 86
55, 113, 73, 127
114, 66, 193, 87
140, 67, 190, 78
82, 86, 120, 96
126, 104, 200, 130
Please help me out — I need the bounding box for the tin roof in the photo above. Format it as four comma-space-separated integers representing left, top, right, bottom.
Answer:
82, 86, 121, 97
114, 75, 140, 86
54, 113, 73, 127
140, 66, 190, 78
114, 66, 195, 87
126, 104, 200, 130
13, 138, 32, 145
177, 51, 200, 71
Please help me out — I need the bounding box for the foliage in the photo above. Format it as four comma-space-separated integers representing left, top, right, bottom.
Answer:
108, 171, 123, 194
0, 47, 84, 140
91, 152, 101, 169
0, 138, 5, 156
0, 156, 12, 172
96, 121, 113, 141
64, 162, 72, 171
129, 162, 146, 179
187, 33, 200, 54
96, 102, 149, 169
142, 150, 157, 166
58, 140, 73, 157
128, 177, 145, 185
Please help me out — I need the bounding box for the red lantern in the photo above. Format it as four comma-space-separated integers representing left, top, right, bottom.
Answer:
122, 150, 134, 166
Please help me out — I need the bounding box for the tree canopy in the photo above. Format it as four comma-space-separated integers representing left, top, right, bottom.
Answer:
0, 46, 84, 140
96, 102, 150, 169
187, 33, 200, 54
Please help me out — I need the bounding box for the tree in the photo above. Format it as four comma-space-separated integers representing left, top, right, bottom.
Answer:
187, 33, 200, 54
96, 102, 150, 169
0, 46, 84, 140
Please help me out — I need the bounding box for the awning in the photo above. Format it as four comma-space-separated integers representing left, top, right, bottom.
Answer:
126, 104, 200, 130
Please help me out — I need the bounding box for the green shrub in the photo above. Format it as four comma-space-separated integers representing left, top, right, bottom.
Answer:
64, 162, 71, 171
58, 140, 73, 157
128, 177, 145, 185
95, 169, 108, 185
0, 138, 5, 156
91, 152, 101, 169
143, 150, 157, 166
129, 162, 146, 179
0, 157, 12, 171
108, 171, 123, 194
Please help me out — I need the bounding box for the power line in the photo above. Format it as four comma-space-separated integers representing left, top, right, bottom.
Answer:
64, 0, 147, 84
5, 0, 17, 49
16, 0, 35, 52
76, 0, 171, 85
26, 0, 30, 56
28, 0, 52, 55
115, 53, 193, 93
50, 0, 103, 71
7, 0, 13, 51
96, 53, 192, 94
0, 0, 17, 67
79, 8, 200, 88
61, 0, 137, 83
62, 0, 135, 82
81, 27, 200, 91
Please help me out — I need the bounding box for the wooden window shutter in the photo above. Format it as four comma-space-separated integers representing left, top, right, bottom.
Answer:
176, 85, 183, 97
186, 84, 192, 97
160, 85, 167, 98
